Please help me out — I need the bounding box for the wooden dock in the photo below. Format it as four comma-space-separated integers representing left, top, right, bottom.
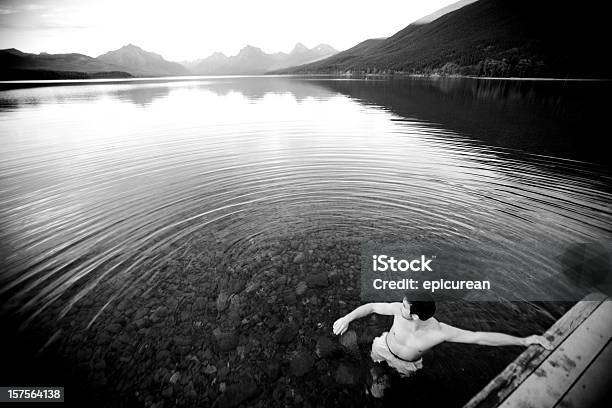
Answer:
464, 293, 612, 408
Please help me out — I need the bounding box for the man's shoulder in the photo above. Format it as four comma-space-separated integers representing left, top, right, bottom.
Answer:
423, 318, 444, 334
428, 320, 464, 340
420, 319, 449, 343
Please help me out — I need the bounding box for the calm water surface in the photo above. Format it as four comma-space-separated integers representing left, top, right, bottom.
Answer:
0, 76, 611, 405
1, 77, 610, 305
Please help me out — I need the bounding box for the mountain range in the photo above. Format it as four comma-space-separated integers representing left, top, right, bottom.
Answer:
0, 44, 190, 80
0, 42, 337, 80
186, 43, 337, 75
274, 0, 612, 78
2, 0, 610, 80
0, 48, 134, 79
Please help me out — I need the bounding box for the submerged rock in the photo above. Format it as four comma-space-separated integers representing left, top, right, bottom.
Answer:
293, 252, 305, 263
265, 359, 281, 380
315, 337, 339, 359
193, 297, 207, 311
161, 386, 173, 398
295, 281, 308, 296
289, 350, 314, 377
213, 328, 238, 352
173, 335, 190, 347
203, 365, 217, 375
184, 381, 197, 399
339, 330, 359, 352
169, 371, 181, 384
274, 323, 298, 344
217, 365, 230, 380
335, 364, 360, 386
215, 377, 259, 408
229, 278, 247, 294
245, 280, 260, 294
284, 292, 297, 305
306, 272, 328, 288
134, 318, 148, 329
156, 349, 171, 362
105, 323, 122, 334
152, 306, 169, 322
216, 292, 229, 312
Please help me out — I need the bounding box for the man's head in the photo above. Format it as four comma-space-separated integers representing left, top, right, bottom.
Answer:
401, 291, 436, 321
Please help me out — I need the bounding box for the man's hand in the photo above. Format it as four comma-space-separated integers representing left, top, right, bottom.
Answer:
523, 335, 554, 350
333, 316, 350, 336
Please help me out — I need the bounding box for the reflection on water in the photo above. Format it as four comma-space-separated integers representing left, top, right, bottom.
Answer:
311, 78, 612, 166
0, 77, 335, 108
0, 77, 611, 404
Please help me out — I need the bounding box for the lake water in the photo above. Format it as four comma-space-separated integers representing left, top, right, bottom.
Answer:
0, 76, 611, 406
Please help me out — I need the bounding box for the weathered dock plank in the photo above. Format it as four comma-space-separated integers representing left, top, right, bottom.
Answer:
464, 293, 609, 408
499, 300, 612, 407
558, 339, 612, 408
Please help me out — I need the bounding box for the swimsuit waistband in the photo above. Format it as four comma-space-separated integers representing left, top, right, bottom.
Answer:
385, 332, 421, 363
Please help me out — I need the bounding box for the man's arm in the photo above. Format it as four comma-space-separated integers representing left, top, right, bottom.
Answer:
332, 303, 400, 335
439, 323, 553, 349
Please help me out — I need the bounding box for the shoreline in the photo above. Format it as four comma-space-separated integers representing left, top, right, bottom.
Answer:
1, 73, 611, 86
286, 73, 612, 82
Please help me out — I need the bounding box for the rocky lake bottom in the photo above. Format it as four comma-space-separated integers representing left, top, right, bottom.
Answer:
2, 233, 568, 408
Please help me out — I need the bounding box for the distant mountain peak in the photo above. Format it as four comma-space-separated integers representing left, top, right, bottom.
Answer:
291, 42, 309, 54
242, 45, 262, 51
204, 52, 229, 64
313, 44, 338, 53
238, 45, 265, 57
121, 43, 143, 51
96, 43, 188, 77
2, 48, 25, 56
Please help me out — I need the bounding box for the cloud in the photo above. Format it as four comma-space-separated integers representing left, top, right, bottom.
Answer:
0, 13, 87, 30
0, 0, 50, 13
25, 4, 47, 11
0, 0, 88, 30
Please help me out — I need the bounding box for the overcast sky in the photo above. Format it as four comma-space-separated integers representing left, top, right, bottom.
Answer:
0, 0, 462, 61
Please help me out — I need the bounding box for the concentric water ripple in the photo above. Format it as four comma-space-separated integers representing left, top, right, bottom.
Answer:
1, 77, 611, 322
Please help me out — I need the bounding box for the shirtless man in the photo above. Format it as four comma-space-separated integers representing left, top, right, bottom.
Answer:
333, 293, 553, 379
